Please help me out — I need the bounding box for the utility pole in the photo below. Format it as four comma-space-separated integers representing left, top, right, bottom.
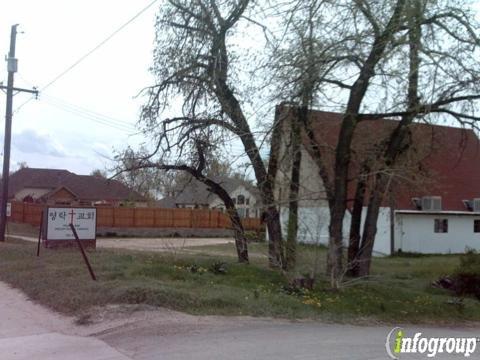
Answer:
0, 24, 38, 241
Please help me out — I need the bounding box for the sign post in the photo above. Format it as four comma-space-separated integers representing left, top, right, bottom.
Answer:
38, 207, 97, 281
69, 223, 96, 281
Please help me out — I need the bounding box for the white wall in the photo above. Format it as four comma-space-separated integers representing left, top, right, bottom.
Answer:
395, 213, 480, 254
209, 185, 260, 218
279, 206, 393, 256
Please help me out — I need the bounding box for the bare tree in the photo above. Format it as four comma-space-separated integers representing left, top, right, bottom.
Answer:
142, 0, 284, 267
117, 134, 250, 264
272, 0, 480, 286
114, 147, 162, 200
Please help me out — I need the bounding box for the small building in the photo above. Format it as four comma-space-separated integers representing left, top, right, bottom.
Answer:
274, 105, 480, 255
157, 176, 262, 218
3, 168, 147, 207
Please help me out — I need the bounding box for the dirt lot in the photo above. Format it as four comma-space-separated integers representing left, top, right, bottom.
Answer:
6, 222, 234, 252
96, 237, 234, 251
8, 234, 234, 252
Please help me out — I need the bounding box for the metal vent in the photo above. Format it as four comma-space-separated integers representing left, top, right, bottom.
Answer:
463, 200, 473, 211
422, 196, 442, 211
473, 198, 480, 212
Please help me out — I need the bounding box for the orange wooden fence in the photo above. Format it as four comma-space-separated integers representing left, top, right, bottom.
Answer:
9, 202, 263, 231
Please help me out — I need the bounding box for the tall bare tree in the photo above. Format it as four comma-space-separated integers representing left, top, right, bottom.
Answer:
142, 0, 284, 267
272, 0, 480, 286
353, 0, 480, 276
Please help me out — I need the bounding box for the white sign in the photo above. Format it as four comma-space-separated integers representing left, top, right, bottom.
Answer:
6, 202, 11, 217
46, 207, 96, 240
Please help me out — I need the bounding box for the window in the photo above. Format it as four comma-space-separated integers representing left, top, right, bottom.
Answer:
246, 208, 250, 218
237, 195, 245, 205
246, 198, 250, 205
237, 208, 245, 218
434, 219, 448, 233
474, 220, 480, 233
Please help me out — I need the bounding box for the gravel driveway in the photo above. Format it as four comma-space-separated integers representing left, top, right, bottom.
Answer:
8, 235, 234, 252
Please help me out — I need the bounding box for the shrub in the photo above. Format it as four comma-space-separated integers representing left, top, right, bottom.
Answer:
209, 261, 227, 275
455, 250, 480, 276
434, 250, 480, 300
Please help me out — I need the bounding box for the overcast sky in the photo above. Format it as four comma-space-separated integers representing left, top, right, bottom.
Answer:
0, 0, 158, 175
1, 1, 479, 177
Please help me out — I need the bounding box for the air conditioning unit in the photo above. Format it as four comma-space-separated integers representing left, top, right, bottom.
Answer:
473, 198, 480, 212
422, 196, 442, 211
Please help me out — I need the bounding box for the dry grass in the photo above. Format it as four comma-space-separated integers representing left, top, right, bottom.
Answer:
0, 237, 478, 324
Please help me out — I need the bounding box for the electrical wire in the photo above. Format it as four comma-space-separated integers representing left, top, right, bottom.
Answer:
41, 0, 159, 92
12, 0, 160, 113
41, 94, 136, 128
41, 97, 136, 133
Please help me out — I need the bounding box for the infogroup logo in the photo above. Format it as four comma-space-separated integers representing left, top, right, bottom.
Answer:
385, 327, 478, 359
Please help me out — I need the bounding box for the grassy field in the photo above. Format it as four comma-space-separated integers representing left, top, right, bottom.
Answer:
0, 237, 478, 325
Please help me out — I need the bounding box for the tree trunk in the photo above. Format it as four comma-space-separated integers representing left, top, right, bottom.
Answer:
155, 162, 250, 264
227, 207, 249, 263
325, 0, 407, 287
347, 164, 369, 277
216, 81, 284, 268
285, 110, 303, 271
357, 177, 386, 276
203, 177, 249, 263
327, 113, 357, 284
356, 0, 421, 277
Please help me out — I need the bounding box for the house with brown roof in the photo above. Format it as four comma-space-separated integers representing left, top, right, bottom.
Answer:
4, 168, 147, 207
274, 105, 480, 255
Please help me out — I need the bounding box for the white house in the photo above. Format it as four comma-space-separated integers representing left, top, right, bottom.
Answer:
158, 176, 262, 218
273, 105, 480, 255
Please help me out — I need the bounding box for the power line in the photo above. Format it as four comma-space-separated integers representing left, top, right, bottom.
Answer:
42, 94, 136, 127
41, 0, 159, 92
12, 0, 159, 114
41, 98, 136, 133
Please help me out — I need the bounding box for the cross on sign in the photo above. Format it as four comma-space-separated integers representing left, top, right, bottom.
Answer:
68, 209, 76, 225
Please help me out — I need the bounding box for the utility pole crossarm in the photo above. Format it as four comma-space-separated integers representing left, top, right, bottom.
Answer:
0, 85, 38, 95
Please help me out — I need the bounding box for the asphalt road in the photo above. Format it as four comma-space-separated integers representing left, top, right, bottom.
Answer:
1, 280, 479, 359
98, 316, 480, 360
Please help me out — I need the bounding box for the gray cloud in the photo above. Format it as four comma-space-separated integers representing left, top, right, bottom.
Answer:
12, 129, 67, 158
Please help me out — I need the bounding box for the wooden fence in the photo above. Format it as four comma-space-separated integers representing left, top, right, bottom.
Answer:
9, 202, 263, 231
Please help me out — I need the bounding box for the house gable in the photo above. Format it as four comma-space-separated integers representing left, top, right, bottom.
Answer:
40, 186, 78, 205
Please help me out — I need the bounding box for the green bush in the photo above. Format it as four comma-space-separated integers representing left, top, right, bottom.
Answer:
209, 261, 227, 275
453, 250, 480, 300
455, 250, 480, 276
